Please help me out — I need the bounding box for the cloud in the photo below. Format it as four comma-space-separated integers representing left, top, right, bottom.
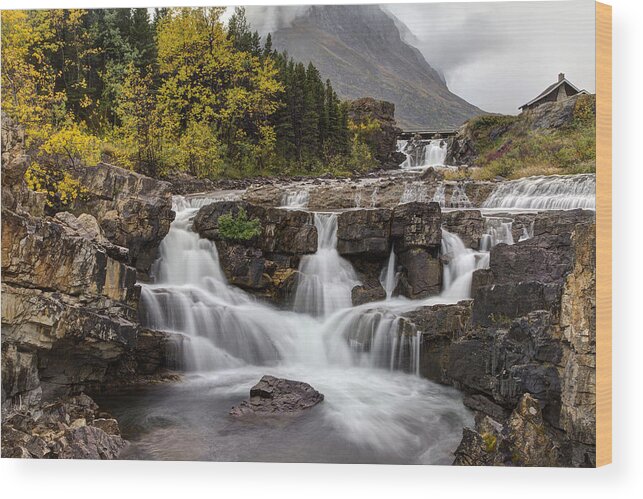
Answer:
385, 1, 595, 113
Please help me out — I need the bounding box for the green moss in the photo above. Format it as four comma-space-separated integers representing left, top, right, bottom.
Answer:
481, 432, 498, 453
217, 208, 261, 241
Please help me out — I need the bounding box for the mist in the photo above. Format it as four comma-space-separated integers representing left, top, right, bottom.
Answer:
234, 1, 596, 114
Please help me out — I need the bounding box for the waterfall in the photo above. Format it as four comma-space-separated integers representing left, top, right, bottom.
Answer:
397, 139, 447, 169
449, 184, 473, 208
480, 216, 515, 251
422, 139, 448, 167
292, 213, 361, 317
432, 184, 446, 207
282, 189, 310, 209
482, 174, 596, 210
399, 182, 430, 204
441, 229, 490, 299
379, 248, 398, 300
141, 200, 487, 377
140, 196, 319, 371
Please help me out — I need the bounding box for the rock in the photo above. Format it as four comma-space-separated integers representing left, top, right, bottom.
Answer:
56, 425, 127, 459
347, 98, 402, 169
230, 375, 324, 416
351, 284, 386, 306
442, 210, 485, 249
1, 393, 126, 460
400, 302, 472, 383
337, 208, 392, 256
91, 418, 121, 436
506, 393, 560, 466
69, 162, 175, 274
1, 209, 137, 302
194, 201, 317, 255
1, 111, 46, 216
472, 210, 595, 325
391, 202, 441, 251
396, 249, 442, 298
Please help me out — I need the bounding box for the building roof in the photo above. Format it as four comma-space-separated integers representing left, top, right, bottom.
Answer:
519, 76, 582, 110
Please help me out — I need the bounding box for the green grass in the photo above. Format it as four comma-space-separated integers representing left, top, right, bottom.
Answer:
464, 94, 596, 180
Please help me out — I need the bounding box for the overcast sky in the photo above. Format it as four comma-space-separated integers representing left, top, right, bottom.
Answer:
385, 1, 595, 113
233, 1, 595, 115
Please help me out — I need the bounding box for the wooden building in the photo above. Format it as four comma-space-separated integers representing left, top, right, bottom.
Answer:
519, 73, 589, 112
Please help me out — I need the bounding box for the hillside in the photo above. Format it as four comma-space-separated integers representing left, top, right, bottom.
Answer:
446, 94, 596, 180
266, 5, 483, 129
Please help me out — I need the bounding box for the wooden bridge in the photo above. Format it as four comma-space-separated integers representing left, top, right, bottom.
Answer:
397, 129, 458, 140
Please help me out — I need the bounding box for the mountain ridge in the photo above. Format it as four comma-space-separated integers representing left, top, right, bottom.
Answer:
264, 5, 484, 128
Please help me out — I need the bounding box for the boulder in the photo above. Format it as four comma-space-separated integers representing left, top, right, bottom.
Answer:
337, 208, 392, 256
1, 393, 126, 460
230, 375, 324, 416
351, 284, 386, 306
194, 201, 317, 255
391, 202, 441, 251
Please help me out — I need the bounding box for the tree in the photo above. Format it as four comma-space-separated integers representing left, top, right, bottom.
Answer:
155, 7, 282, 176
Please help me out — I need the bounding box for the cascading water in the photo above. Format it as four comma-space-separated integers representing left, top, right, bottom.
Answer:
292, 213, 361, 317
422, 140, 448, 167
397, 139, 448, 169
449, 184, 473, 208
108, 197, 484, 464
441, 229, 490, 299
482, 173, 596, 210
282, 189, 310, 208
480, 216, 515, 251
379, 248, 398, 300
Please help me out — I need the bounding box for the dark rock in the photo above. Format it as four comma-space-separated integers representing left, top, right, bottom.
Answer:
391, 202, 441, 251
351, 284, 386, 306
194, 201, 317, 255
230, 375, 324, 416
1, 393, 126, 460
396, 248, 442, 298
337, 208, 392, 256
442, 210, 485, 249
347, 98, 402, 169
56, 425, 127, 459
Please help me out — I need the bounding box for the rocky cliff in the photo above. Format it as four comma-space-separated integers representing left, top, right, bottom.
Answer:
1, 115, 176, 458
398, 209, 596, 466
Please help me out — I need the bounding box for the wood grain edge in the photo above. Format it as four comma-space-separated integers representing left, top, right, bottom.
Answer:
595, 1, 612, 468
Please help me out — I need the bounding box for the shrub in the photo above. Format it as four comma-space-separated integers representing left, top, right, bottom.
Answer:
217, 208, 261, 241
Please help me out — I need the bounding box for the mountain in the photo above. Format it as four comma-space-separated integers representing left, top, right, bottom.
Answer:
262, 5, 483, 129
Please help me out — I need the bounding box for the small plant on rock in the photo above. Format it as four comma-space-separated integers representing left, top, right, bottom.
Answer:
217, 208, 261, 241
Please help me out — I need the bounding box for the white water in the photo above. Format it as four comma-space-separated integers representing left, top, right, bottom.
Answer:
281, 189, 310, 208
397, 139, 448, 169
134, 197, 490, 463
292, 213, 361, 317
480, 216, 515, 251
483, 174, 596, 210
379, 248, 398, 300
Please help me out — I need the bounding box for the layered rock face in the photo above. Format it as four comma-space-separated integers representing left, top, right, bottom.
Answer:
69, 163, 175, 275
1, 115, 176, 458
398, 209, 596, 466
